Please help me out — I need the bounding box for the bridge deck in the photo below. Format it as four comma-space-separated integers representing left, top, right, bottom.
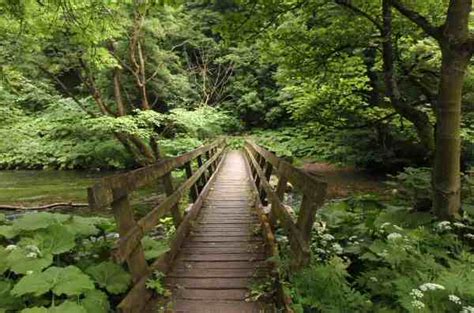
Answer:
166, 151, 269, 312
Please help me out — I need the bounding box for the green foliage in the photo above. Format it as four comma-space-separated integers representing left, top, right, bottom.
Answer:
0, 212, 130, 312
278, 195, 474, 312
85, 262, 131, 295
145, 271, 168, 296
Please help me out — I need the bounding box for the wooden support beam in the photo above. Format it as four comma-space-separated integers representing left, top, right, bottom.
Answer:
162, 173, 182, 227
111, 188, 149, 282
185, 161, 199, 202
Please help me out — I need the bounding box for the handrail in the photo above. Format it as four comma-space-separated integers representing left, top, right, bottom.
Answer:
87, 138, 224, 209
86, 138, 227, 312
243, 140, 327, 268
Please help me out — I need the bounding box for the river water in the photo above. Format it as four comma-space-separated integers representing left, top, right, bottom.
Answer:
0, 170, 113, 206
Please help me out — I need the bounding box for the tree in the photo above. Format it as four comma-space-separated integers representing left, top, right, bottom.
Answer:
390, 0, 474, 217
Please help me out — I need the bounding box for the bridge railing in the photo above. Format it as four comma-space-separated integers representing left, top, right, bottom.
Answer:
87, 138, 227, 312
243, 140, 327, 268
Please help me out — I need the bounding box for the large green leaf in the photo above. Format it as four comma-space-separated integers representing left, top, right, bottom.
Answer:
86, 261, 131, 294
20, 308, 48, 313
12, 213, 68, 231
11, 272, 52, 297
34, 224, 76, 255
82, 290, 110, 313
12, 266, 94, 297
0, 225, 19, 239
141, 236, 169, 260
49, 301, 87, 313
47, 266, 95, 296
0, 247, 8, 274
0, 280, 22, 310
7, 248, 53, 275
64, 216, 100, 237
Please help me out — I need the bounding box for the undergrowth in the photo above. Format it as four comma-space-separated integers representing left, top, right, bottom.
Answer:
0, 212, 174, 312
275, 185, 474, 312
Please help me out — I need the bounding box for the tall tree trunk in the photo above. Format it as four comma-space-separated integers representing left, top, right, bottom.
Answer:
432, 0, 473, 218
391, 0, 474, 218
381, 0, 435, 153
433, 48, 470, 218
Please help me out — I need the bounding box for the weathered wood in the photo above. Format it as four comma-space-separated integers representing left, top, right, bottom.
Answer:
88, 139, 224, 209
167, 151, 270, 311
114, 148, 225, 263
117, 144, 227, 312
246, 141, 326, 197
185, 161, 199, 202
111, 189, 149, 282
244, 145, 313, 268
196, 155, 207, 192
162, 173, 182, 227
110, 189, 152, 313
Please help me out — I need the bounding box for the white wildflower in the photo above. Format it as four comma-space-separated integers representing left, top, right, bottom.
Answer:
411, 300, 425, 309
26, 270, 34, 275
25, 245, 41, 254
419, 283, 445, 292
465, 233, 474, 240
321, 234, 335, 241
26, 252, 37, 258
332, 243, 343, 255
453, 222, 466, 228
369, 276, 378, 282
111, 232, 120, 239
461, 306, 474, 313
315, 248, 326, 254
410, 289, 423, 299
5, 244, 17, 251
92, 254, 99, 258
380, 222, 391, 229
436, 221, 452, 231
387, 233, 403, 241
393, 225, 403, 231
349, 235, 358, 241
448, 294, 461, 305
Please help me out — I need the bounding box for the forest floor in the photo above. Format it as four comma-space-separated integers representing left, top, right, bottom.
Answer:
302, 162, 389, 200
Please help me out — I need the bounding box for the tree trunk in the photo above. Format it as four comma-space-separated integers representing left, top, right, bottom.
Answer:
382, 0, 435, 153
433, 48, 469, 218
432, 0, 473, 218
391, 0, 473, 219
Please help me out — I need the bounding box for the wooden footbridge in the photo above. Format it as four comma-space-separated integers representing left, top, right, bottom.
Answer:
87, 139, 326, 312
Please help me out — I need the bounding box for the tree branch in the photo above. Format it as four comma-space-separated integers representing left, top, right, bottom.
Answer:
335, 0, 383, 33
390, 0, 442, 40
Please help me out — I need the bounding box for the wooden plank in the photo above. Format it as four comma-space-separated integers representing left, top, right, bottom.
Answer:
171, 300, 262, 313
167, 277, 252, 289
177, 254, 265, 262
180, 247, 265, 255
172, 289, 249, 300
169, 268, 264, 278
182, 242, 264, 249
173, 261, 268, 270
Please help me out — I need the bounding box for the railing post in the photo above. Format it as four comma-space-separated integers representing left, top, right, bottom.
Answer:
205, 150, 214, 176
185, 161, 199, 202
260, 161, 273, 205
196, 155, 207, 191
111, 188, 148, 283
162, 173, 182, 227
